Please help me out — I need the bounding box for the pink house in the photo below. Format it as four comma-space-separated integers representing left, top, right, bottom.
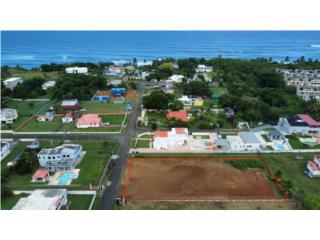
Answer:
76, 114, 104, 128
32, 168, 49, 183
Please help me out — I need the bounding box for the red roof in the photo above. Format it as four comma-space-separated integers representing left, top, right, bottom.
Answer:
77, 114, 103, 126
32, 169, 49, 179
167, 111, 188, 122
297, 114, 320, 126
154, 130, 168, 138
175, 128, 186, 134
64, 112, 73, 118
308, 161, 320, 171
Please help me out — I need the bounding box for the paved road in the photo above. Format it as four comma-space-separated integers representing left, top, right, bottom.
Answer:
99, 81, 144, 209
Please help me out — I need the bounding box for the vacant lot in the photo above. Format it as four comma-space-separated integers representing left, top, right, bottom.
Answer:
17, 117, 62, 132
124, 159, 278, 199
81, 101, 126, 113
68, 194, 94, 210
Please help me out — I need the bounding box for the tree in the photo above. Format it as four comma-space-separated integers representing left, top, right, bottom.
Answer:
142, 91, 171, 110
169, 100, 183, 111
15, 150, 39, 175
159, 62, 174, 76
151, 122, 158, 130
1, 185, 13, 200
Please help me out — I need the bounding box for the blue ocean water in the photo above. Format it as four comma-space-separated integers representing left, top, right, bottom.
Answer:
1, 31, 320, 68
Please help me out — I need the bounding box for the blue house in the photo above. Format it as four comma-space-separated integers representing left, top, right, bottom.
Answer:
91, 91, 110, 102
111, 88, 126, 97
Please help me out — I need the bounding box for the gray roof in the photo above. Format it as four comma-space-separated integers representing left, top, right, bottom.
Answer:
239, 132, 261, 144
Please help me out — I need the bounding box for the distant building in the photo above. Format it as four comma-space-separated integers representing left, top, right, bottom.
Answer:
167, 111, 188, 122
104, 66, 123, 76
168, 74, 184, 83
12, 189, 68, 210
76, 114, 104, 128
297, 83, 320, 101
277, 69, 320, 87
62, 112, 74, 123
42, 80, 56, 90
153, 128, 189, 150
65, 67, 88, 74
277, 114, 320, 135
177, 96, 203, 109
0, 108, 18, 124
61, 99, 80, 110
195, 65, 213, 73
3, 77, 23, 89
107, 79, 122, 86
37, 144, 83, 172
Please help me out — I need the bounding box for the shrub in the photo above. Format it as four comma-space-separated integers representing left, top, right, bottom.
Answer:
227, 160, 264, 170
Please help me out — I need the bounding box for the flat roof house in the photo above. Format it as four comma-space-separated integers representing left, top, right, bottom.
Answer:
168, 74, 184, 83
195, 65, 213, 73
65, 67, 88, 74
12, 189, 68, 210
37, 144, 83, 172
61, 99, 80, 110
167, 111, 188, 122
0, 108, 18, 124
277, 114, 320, 135
153, 128, 189, 150
3, 77, 23, 89
227, 132, 263, 151
42, 80, 56, 90
76, 114, 104, 128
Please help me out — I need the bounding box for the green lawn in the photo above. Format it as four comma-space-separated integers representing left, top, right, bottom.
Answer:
17, 117, 63, 132
287, 135, 320, 149
2, 100, 49, 130
60, 123, 121, 132
91, 196, 102, 210
147, 112, 167, 126
1, 194, 28, 210
2, 140, 119, 190
68, 194, 94, 210
8, 68, 61, 80
135, 139, 151, 148
81, 101, 126, 113
100, 114, 126, 125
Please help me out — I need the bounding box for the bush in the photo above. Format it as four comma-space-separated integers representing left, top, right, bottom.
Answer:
1, 185, 13, 200
227, 160, 264, 170
15, 150, 39, 175
302, 195, 320, 210
151, 122, 158, 130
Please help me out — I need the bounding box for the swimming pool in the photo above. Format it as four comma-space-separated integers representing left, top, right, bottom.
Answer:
58, 172, 75, 185
275, 144, 286, 150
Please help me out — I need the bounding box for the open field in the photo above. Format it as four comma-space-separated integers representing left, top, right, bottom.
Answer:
123, 158, 281, 200
2, 140, 119, 189
7, 68, 61, 80
2, 100, 49, 130
81, 101, 127, 113
17, 117, 62, 132
287, 135, 320, 149
67, 194, 94, 210
118, 200, 298, 210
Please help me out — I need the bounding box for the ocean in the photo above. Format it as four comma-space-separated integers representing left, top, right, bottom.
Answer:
1, 31, 320, 68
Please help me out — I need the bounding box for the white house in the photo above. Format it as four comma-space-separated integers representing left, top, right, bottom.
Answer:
277, 114, 320, 135
168, 74, 184, 83
3, 77, 23, 89
195, 65, 213, 73
62, 112, 74, 123
178, 96, 193, 109
37, 114, 53, 122
65, 67, 88, 74
42, 80, 56, 90
1, 141, 12, 161
153, 128, 189, 150
12, 189, 68, 210
0, 108, 18, 124
227, 132, 263, 151
37, 144, 83, 172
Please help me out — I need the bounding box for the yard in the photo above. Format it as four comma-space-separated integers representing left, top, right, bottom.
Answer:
0, 194, 28, 210
17, 117, 63, 132
1, 140, 120, 190
2, 100, 49, 130
287, 135, 320, 149
7, 68, 61, 80
100, 114, 127, 125
81, 101, 126, 113
67, 194, 94, 210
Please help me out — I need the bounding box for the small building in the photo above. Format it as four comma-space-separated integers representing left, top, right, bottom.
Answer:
37, 144, 83, 172
12, 189, 68, 210
61, 99, 80, 110
104, 66, 123, 76
111, 88, 126, 97
92, 91, 110, 102
307, 161, 320, 177
277, 114, 320, 135
3, 77, 23, 89
268, 130, 284, 140
65, 67, 88, 74
178, 96, 192, 109
32, 168, 50, 183
62, 112, 74, 123
227, 132, 263, 151
192, 98, 203, 107
153, 128, 189, 150
76, 114, 104, 128
195, 65, 213, 73
167, 111, 188, 122
107, 79, 122, 86
0, 108, 18, 124
168, 74, 184, 83
1, 141, 12, 161
42, 80, 56, 90
37, 113, 53, 122
27, 141, 40, 149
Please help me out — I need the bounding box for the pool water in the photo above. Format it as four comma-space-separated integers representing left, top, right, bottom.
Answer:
275, 144, 285, 150
58, 172, 75, 185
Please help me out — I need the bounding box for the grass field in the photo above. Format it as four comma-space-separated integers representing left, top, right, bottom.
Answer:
17, 117, 63, 132
287, 135, 320, 149
2, 140, 119, 189
8, 68, 61, 80
0, 194, 28, 210
2, 100, 49, 130
81, 101, 126, 113
100, 114, 126, 125
68, 194, 94, 210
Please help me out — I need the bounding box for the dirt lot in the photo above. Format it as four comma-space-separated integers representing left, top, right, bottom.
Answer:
121, 200, 298, 210
123, 159, 278, 199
